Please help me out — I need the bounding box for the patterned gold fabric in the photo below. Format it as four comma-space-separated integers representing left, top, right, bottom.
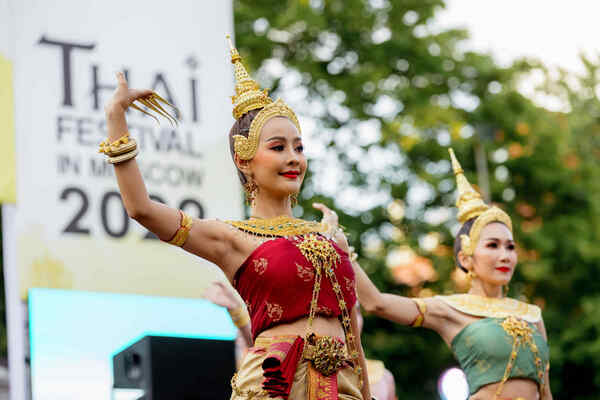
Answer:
231, 335, 362, 400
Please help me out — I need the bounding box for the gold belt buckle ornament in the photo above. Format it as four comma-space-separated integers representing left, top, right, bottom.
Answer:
304, 334, 348, 376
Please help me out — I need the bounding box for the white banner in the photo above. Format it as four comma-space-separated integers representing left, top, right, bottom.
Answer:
7, 0, 241, 299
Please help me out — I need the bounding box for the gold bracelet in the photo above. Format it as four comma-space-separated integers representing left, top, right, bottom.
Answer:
99, 133, 133, 155
107, 138, 137, 157
108, 148, 139, 164
410, 298, 427, 327
229, 306, 250, 328
165, 210, 194, 247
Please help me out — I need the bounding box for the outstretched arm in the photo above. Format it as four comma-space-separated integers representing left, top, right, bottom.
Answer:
104, 73, 242, 278
312, 203, 422, 326
351, 261, 422, 326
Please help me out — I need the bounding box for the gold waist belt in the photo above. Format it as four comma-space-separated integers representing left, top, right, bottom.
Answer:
303, 334, 350, 376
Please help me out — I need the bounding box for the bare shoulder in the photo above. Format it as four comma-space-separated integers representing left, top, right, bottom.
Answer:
421, 296, 473, 344
423, 296, 453, 319
183, 218, 255, 279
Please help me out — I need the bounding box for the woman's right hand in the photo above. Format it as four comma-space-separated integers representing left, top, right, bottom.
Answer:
104, 72, 153, 115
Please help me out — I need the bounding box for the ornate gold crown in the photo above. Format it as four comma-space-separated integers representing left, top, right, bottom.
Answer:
227, 35, 301, 160
449, 148, 512, 255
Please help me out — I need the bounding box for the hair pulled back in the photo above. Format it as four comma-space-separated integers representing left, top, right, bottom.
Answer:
228, 108, 262, 185
453, 218, 477, 272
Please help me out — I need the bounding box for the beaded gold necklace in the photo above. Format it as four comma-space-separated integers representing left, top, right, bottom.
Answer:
225, 215, 326, 237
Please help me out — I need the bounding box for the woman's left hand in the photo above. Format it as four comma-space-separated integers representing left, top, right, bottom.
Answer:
203, 281, 241, 311
313, 202, 350, 252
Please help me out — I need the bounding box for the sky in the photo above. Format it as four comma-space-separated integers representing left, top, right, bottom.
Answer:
438, 0, 600, 74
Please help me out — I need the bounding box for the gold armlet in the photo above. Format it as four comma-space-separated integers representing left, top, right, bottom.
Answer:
165, 210, 194, 247
410, 298, 427, 328
229, 306, 250, 328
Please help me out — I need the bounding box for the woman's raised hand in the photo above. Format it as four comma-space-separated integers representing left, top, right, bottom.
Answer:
313, 202, 350, 252
105, 72, 154, 114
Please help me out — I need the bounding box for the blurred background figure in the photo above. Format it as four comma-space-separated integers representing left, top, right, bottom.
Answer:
203, 281, 252, 370
355, 305, 397, 400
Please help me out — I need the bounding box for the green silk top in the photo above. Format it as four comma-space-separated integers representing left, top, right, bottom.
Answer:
451, 317, 550, 395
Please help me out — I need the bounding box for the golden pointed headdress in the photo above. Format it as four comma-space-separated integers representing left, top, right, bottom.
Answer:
449, 148, 512, 255
227, 35, 301, 160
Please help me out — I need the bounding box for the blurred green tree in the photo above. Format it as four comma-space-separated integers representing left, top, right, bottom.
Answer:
234, 0, 600, 398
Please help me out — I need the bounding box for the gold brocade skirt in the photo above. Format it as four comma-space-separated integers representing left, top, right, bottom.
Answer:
231, 335, 363, 400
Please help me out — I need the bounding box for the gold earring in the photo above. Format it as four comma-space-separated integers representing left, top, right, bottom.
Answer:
466, 270, 477, 288
290, 192, 298, 207
243, 177, 258, 206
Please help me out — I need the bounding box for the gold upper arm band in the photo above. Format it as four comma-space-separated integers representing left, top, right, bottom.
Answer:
411, 298, 427, 328
165, 210, 194, 247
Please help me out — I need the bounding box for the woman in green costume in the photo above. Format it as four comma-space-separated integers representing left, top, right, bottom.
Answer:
333, 149, 552, 400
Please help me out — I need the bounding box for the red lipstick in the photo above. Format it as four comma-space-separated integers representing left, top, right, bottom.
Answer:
280, 171, 300, 179
496, 267, 511, 273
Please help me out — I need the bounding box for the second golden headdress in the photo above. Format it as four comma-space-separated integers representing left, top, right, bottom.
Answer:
227, 35, 301, 160
449, 148, 513, 255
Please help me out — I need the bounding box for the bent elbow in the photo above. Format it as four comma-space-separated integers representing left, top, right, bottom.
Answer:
362, 298, 385, 316
127, 205, 150, 221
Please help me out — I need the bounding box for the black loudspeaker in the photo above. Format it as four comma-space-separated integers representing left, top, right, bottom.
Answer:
112, 335, 235, 400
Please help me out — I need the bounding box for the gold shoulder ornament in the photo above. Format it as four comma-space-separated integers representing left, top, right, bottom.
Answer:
436, 294, 542, 323
226, 35, 301, 161
224, 215, 326, 238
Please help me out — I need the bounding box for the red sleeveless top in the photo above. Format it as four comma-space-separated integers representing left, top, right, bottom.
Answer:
233, 235, 357, 340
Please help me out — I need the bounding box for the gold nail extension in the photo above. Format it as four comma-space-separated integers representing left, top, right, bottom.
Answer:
129, 102, 160, 124
136, 97, 175, 127
138, 97, 171, 122
149, 93, 180, 124
146, 95, 178, 126
128, 92, 180, 126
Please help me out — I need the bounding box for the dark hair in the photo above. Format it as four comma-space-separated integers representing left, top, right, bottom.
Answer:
228, 109, 262, 185
453, 218, 477, 272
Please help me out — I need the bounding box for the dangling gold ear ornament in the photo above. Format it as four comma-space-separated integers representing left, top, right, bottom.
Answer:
243, 178, 258, 206
465, 270, 477, 288
129, 92, 180, 126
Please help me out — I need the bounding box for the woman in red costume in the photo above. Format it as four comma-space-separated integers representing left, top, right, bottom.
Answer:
99, 36, 371, 400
